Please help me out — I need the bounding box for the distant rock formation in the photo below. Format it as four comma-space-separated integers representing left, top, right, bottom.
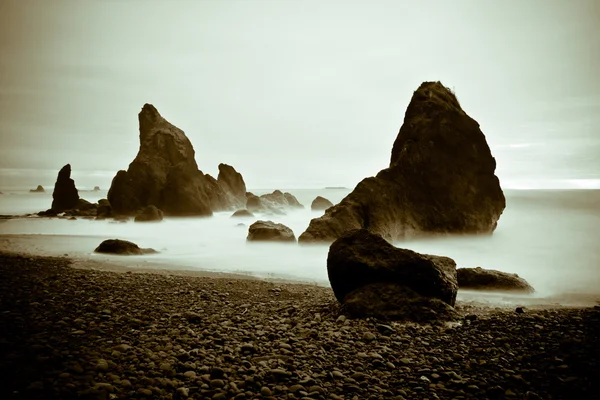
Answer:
244, 190, 304, 214
134, 205, 164, 222
457, 267, 534, 293
247, 220, 296, 242
231, 209, 254, 218
107, 104, 246, 216
29, 185, 45, 193
51, 164, 79, 212
93, 186, 101, 191
327, 229, 458, 320
94, 239, 157, 255
311, 196, 333, 211
217, 163, 247, 207
299, 82, 505, 243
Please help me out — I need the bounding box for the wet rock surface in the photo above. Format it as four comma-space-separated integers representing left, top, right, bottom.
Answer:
247, 220, 296, 242
0, 253, 599, 400
94, 239, 157, 255
458, 267, 535, 293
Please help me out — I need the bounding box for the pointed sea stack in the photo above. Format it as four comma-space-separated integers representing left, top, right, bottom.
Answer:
299, 82, 505, 243
51, 164, 79, 211
108, 104, 247, 216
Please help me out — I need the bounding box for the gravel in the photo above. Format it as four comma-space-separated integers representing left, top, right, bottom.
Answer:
0, 252, 599, 399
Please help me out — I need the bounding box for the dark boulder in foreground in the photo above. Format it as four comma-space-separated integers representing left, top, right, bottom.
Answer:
299, 81, 505, 243
94, 239, 157, 255
231, 209, 254, 218
134, 205, 164, 222
29, 185, 45, 193
457, 267, 534, 293
327, 229, 458, 320
51, 164, 80, 212
107, 104, 247, 217
311, 196, 334, 211
343, 283, 458, 321
247, 220, 296, 242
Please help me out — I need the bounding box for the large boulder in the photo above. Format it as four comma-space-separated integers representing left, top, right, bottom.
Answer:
311, 196, 334, 211
29, 185, 45, 193
245, 193, 262, 212
96, 199, 112, 219
94, 239, 157, 255
134, 205, 164, 222
457, 267, 534, 293
107, 104, 247, 216
327, 229, 458, 309
247, 220, 296, 242
343, 283, 458, 321
299, 82, 505, 243
51, 164, 80, 212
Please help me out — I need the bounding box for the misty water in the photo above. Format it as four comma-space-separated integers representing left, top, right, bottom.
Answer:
1, 188, 599, 305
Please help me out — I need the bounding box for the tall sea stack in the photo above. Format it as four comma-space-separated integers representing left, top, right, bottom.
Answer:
299, 81, 505, 243
51, 164, 79, 211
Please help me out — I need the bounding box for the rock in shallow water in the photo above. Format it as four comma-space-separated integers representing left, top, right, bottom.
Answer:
457, 267, 535, 293
299, 81, 505, 243
247, 220, 296, 242
94, 239, 157, 255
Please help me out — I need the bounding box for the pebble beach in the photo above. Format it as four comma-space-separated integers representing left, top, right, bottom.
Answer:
1, 252, 599, 400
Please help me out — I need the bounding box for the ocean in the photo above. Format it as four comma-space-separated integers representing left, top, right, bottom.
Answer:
1, 186, 599, 306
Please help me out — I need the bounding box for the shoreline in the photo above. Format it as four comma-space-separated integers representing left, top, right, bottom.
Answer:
0, 252, 599, 399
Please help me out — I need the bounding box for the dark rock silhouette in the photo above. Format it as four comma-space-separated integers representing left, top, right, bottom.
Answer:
134, 205, 164, 222
93, 186, 101, 191
94, 239, 157, 255
217, 163, 247, 208
299, 82, 505, 243
247, 220, 296, 242
343, 283, 458, 321
29, 185, 45, 193
457, 267, 534, 293
96, 199, 112, 219
327, 229, 458, 319
231, 209, 254, 218
51, 164, 79, 212
107, 104, 247, 216
311, 196, 334, 211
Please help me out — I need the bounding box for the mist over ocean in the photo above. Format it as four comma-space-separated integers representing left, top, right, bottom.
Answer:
1, 179, 599, 304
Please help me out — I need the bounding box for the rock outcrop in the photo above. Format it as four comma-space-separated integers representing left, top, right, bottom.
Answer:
51, 164, 79, 212
134, 205, 164, 222
96, 199, 112, 219
231, 209, 254, 218
311, 196, 334, 211
107, 104, 247, 216
217, 164, 247, 208
29, 185, 45, 193
327, 229, 458, 319
93, 186, 101, 191
457, 267, 534, 293
245, 190, 303, 214
247, 220, 296, 242
94, 239, 157, 255
299, 82, 505, 243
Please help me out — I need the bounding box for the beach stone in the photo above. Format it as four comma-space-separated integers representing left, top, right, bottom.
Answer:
327, 229, 458, 305
94, 239, 157, 255
299, 81, 505, 243
457, 267, 534, 293
311, 196, 334, 211
51, 164, 80, 211
134, 205, 164, 222
247, 220, 296, 242
95, 359, 109, 371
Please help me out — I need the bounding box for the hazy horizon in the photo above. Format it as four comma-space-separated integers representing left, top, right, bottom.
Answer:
1, 0, 599, 189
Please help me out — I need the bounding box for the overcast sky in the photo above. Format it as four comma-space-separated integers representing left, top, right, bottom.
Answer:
0, 0, 598, 189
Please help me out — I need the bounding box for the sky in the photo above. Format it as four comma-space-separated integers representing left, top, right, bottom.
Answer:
0, 0, 599, 189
